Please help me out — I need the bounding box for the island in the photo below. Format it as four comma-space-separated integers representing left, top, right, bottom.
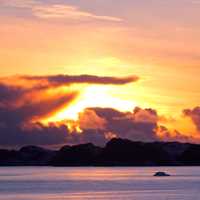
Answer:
0, 138, 200, 166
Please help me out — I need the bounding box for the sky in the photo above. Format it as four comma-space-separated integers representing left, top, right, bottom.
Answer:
0, 0, 200, 147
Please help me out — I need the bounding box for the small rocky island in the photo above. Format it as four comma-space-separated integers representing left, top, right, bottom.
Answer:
154, 172, 171, 177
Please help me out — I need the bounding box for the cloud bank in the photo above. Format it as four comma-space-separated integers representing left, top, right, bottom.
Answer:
0, 74, 139, 147
77, 107, 195, 145
0, 74, 199, 147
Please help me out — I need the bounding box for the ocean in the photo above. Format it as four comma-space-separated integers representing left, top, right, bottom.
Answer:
0, 167, 200, 199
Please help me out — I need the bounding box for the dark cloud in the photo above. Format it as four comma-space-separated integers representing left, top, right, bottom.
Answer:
0, 73, 139, 123
0, 119, 107, 147
0, 87, 77, 146
0, 104, 197, 147
77, 107, 198, 145
70, 129, 108, 146
0, 122, 69, 146
0, 73, 139, 147
5, 92, 77, 125
83, 107, 159, 142
183, 107, 200, 131
0, 77, 78, 146
0, 74, 198, 147
0, 81, 78, 126
21, 74, 139, 86
0, 83, 26, 106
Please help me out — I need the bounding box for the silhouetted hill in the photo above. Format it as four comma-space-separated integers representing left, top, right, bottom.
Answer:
179, 144, 200, 165
95, 139, 174, 166
0, 146, 55, 166
50, 143, 102, 166
0, 138, 199, 166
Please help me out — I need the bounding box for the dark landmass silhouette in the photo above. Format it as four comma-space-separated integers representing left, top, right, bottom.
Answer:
1, 138, 200, 166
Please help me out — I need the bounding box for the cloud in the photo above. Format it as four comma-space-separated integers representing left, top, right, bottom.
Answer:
86, 107, 159, 142
156, 126, 195, 143
78, 109, 107, 130
0, 83, 77, 146
0, 83, 26, 106
133, 107, 158, 123
76, 107, 198, 145
1, 1, 122, 22
1, 0, 38, 8
21, 74, 139, 86
0, 87, 77, 126
0, 104, 197, 147
0, 74, 138, 146
183, 107, 200, 131
33, 4, 123, 22
0, 74, 197, 147
70, 107, 159, 145
0, 122, 69, 146
2, 74, 138, 120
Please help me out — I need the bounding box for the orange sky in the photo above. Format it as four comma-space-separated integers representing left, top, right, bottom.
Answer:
1, 0, 200, 144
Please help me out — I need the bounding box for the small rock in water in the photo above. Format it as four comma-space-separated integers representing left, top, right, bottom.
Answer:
154, 172, 170, 177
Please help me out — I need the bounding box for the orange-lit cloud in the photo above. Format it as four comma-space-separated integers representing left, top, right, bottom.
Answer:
78, 109, 107, 130
0, 74, 140, 146
73, 107, 198, 145
0, 75, 199, 147
0, 74, 138, 119
183, 107, 200, 132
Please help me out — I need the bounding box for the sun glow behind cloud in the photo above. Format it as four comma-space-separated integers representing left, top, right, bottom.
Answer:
1, 0, 200, 146
44, 85, 137, 122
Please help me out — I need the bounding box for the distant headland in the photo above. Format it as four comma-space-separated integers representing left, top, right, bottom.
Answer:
1, 138, 200, 166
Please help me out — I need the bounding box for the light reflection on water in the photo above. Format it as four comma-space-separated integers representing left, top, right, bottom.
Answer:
0, 167, 200, 200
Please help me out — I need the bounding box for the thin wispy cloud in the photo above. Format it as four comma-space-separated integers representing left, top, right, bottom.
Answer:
33, 4, 123, 22
22, 74, 138, 86
1, 0, 122, 22
1, 0, 38, 8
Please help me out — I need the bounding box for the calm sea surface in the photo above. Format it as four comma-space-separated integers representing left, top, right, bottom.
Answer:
0, 167, 200, 200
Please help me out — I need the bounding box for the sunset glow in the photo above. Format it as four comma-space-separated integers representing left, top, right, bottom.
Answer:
45, 85, 137, 122
1, 0, 200, 147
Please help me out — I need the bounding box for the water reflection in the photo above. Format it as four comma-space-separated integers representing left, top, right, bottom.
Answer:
0, 167, 200, 200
